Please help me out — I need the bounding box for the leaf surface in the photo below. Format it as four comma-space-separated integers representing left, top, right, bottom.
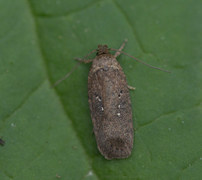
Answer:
0, 0, 201, 179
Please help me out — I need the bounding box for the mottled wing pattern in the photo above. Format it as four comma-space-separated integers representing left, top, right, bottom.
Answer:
88, 61, 133, 159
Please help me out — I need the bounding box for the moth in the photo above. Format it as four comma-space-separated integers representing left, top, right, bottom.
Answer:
54, 40, 169, 160
86, 42, 134, 159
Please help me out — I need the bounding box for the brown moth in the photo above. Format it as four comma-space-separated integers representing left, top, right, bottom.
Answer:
53, 40, 170, 160
76, 40, 133, 159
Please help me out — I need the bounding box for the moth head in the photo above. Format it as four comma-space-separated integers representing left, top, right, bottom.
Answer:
97, 45, 109, 55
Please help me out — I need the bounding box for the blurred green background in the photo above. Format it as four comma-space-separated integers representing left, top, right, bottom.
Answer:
0, 0, 201, 179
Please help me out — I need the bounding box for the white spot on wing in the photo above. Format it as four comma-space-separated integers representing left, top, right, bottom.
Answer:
96, 96, 101, 101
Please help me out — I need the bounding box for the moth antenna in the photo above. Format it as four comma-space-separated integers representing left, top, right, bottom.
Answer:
79, 49, 97, 60
52, 49, 97, 87
110, 48, 171, 73
52, 62, 81, 87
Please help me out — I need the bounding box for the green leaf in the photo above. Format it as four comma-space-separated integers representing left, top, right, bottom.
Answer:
0, 0, 201, 179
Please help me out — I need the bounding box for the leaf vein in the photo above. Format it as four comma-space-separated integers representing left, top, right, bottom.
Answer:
112, 0, 146, 53
1, 79, 45, 124
178, 155, 202, 179
25, 0, 100, 179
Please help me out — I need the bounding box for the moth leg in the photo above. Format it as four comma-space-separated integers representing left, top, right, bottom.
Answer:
128, 85, 136, 90
74, 58, 93, 64
114, 39, 128, 58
